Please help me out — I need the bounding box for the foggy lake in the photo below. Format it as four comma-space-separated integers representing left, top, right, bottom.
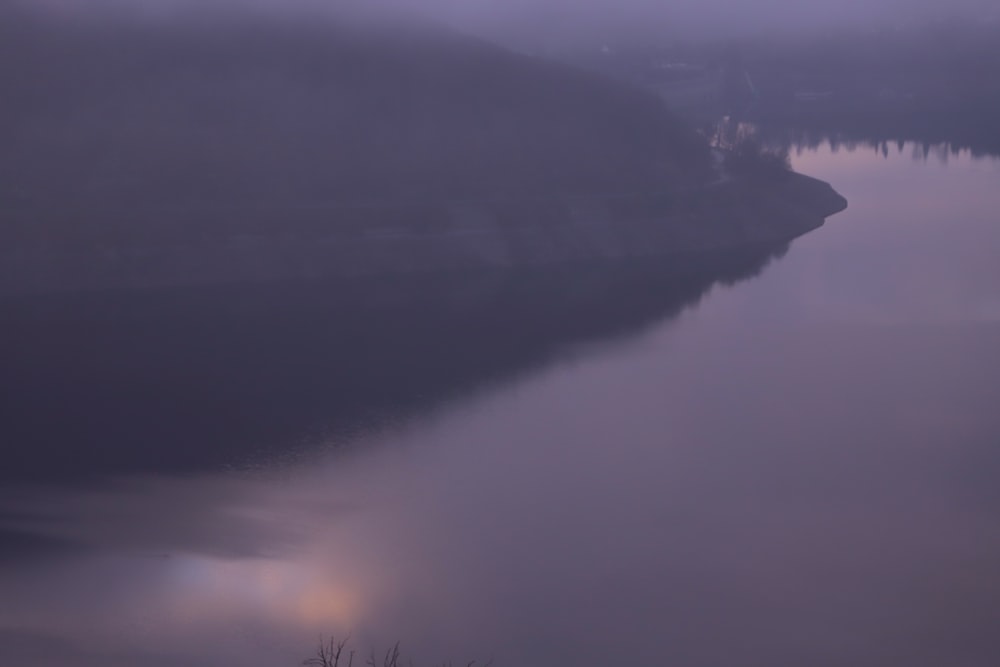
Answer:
2, 140, 1000, 667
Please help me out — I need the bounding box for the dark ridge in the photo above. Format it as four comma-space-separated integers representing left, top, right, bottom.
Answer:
0, 6, 710, 231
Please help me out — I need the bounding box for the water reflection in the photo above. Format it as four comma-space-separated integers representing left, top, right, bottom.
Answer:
782, 129, 1000, 162
3, 142, 1000, 667
709, 115, 1000, 164
0, 248, 786, 484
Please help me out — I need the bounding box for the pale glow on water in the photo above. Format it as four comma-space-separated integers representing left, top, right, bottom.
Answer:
3, 143, 1000, 667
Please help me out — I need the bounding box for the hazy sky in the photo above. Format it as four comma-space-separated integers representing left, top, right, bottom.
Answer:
15, 0, 999, 39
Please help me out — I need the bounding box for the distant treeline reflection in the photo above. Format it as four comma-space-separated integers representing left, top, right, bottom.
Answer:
708, 116, 999, 163
773, 126, 1000, 162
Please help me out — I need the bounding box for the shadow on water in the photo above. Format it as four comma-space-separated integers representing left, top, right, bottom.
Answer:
1, 245, 787, 485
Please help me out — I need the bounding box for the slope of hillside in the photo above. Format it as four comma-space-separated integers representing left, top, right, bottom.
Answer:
0, 7, 844, 293
1, 9, 708, 212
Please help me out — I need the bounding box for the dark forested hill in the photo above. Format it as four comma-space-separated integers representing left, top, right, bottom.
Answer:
0, 6, 710, 242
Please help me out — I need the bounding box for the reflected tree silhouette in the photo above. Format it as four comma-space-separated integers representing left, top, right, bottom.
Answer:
1, 246, 788, 485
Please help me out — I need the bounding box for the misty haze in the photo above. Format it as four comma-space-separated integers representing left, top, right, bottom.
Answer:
1, 1, 999, 666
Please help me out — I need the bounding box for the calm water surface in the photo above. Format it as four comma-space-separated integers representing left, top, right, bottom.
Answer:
2, 143, 1000, 667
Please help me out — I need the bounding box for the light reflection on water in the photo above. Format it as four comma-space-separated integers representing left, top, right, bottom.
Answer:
3, 142, 1000, 667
